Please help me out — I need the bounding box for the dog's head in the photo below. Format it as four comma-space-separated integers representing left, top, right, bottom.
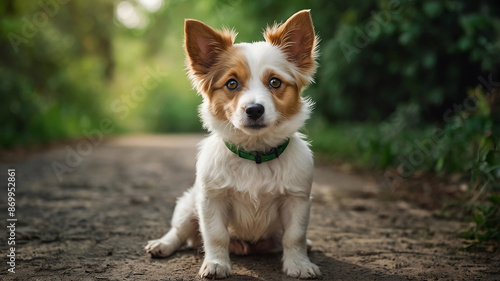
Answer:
185, 10, 318, 147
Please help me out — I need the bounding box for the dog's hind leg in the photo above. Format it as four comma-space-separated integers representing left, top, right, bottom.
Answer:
145, 188, 198, 258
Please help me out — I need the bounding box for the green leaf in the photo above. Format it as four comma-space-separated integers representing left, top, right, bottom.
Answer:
485, 149, 497, 165
473, 213, 485, 224
457, 36, 472, 51
435, 157, 444, 172
487, 195, 500, 205
423, 2, 442, 18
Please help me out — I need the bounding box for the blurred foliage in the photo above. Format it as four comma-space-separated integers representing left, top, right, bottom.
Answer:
309, 0, 500, 122
0, 0, 270, 147
311, 88, 500, 178
2, 0, 499, 146
1, 0, 115, 147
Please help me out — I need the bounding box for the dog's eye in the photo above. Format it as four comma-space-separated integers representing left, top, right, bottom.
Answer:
226, 79, 238, 90
269, 78, 282, 89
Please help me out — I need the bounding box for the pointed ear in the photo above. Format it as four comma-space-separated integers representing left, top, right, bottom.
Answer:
184, 19, 235, 76
264, 10, 317, 73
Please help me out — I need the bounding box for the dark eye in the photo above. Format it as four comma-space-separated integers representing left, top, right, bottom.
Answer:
226, 79, 238, 90
269, 78, 282, 89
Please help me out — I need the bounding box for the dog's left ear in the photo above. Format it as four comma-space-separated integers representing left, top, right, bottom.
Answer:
264, 10, 317, 75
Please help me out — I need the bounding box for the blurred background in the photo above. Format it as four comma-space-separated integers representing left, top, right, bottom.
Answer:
1, 0, 499, 241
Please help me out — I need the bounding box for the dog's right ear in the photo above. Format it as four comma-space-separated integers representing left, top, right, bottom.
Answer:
184, 19, 235, 76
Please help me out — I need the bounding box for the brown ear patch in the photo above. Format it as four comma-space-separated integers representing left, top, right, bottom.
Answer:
264, 10, 317, 75
184, 19, 236, 78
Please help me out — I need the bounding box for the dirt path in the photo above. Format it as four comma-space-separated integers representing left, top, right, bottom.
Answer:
0, 134, 498, 281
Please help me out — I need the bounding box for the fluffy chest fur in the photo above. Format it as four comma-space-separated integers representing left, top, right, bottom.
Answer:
196, 133, 314, 198
194, 133, 314, 242
227, 191, 282, 241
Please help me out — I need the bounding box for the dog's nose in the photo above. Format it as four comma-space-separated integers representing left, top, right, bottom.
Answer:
245, 103, 265, 120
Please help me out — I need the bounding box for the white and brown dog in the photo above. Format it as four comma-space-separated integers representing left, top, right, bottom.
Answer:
145, 10, 320, 279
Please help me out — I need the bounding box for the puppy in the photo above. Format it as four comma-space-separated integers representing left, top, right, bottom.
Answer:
145, 10, 320, 279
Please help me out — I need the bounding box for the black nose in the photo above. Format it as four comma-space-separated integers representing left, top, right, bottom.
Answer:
245, 103, 265, 120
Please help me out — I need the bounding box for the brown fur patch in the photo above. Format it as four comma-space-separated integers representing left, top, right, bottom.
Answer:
264, 10, 318, 77
205, 53, 303, 121
204, 47, 250, 121
262, 72, 301, 119
272, 83, 301, 119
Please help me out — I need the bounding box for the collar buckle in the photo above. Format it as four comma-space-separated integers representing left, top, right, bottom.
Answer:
254, 152, 262, 164
271, 147, 280, 158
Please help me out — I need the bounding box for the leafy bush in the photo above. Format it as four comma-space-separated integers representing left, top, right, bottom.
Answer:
311, 88, 499, 181
459, 195, 500, 244
310, 0, 500, 122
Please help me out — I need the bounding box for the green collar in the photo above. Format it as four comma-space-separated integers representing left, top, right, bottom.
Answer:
224, 139, 290, 164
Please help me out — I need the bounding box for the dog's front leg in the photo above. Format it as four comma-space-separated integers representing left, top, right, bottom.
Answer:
281, 195, 321, 279
198, 190, 232, 279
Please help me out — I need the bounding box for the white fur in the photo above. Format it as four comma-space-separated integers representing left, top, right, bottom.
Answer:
145, 20, 320, 279
230, 42, 291, 134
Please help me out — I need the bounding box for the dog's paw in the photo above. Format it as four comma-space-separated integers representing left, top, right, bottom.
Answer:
199, 260, 232, 279
283, 258, 321, 279
144, 239, 177, 258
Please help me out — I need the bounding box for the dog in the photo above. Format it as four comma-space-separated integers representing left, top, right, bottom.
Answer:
145, 10, 320, 279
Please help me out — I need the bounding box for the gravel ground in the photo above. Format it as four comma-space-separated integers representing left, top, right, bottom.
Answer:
0, 134, 498, 281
